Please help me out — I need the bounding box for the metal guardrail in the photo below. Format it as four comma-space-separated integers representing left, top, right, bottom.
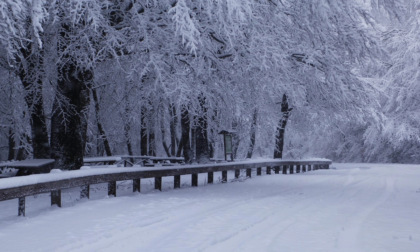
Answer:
0, 159, 332, 216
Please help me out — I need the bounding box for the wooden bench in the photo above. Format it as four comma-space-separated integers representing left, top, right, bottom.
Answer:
0, 159, 55, 176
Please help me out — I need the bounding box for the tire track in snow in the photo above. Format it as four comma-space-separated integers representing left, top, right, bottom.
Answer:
200, 168, 390, 252
335, 174, 395, 251
69, 175, 334, 252
58, 182, 295, 252
198, 172, 360, 251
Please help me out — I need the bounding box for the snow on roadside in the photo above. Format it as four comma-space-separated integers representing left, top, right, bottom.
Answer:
0, 163, 419, 252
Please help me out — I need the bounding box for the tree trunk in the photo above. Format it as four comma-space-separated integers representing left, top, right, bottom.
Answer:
191, 128, 196, 161
161, 122, 171, 157
274, 94, 293, 159
179, 105, 192, 163
17, 47, 50, 159
169, 104, 178, 156
7, 128, 15, 160
122, 92, 134, 157
208, 109, 218, 159
246, 109, 258, 159
148, 128, 156, 156
92, 88, 112, 156
231, 119, 240, 160
195, 95, 210, 163
140, 107, 148, 156
124, 119, 134, 157
15, 142, 27, 161
50, 62, 92, 170
15, 134, 30, 161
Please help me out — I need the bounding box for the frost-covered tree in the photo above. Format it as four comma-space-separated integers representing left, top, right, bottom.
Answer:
1, 0, 417, 165
363, 0, 420, 162
0, 0, 50, 159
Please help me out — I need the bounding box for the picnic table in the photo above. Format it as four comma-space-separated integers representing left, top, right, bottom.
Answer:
82, 156, 185, 167
0, 159, 55, 176
121, 156, 185, 167
83, 156, 123, 166
149, 156, 184, 164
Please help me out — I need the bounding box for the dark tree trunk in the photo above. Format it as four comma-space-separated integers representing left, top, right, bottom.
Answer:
195, 95, 210, 163
15, 134, 30, 161
7, 128, 15, 160
17, 47, 50, 159
176, 139, 183, 157
148, 128, 156, 156
124, 119, 134, 157
140, 107, 148, 156
191, 128, 196, 160
123, 94, 134, 157
274, 94, 293, 159
208, 109, 218, 159
92, 88, 112, 156
15, 143, 27, 161
169, 104, 178, 156
161, 126, 171, 157
178, 105, 192, 163
231, 119, 240, 160
160, 112, 171, 157
50, 62, 92, 170
246, 109, 258, 159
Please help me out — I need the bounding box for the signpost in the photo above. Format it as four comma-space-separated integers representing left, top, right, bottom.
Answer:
219, 130, 235, 161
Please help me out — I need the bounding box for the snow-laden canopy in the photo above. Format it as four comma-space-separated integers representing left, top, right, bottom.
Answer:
0, 0, 418, 163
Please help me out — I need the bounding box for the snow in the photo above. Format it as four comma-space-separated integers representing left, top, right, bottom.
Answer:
0, 163, 419, 252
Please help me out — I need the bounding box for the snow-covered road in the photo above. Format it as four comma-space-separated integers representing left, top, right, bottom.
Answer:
0, 163, 419, 251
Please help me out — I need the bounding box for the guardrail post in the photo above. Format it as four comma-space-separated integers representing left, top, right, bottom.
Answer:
133, 179, 141, 192
257, 167, 262, 176
274, 166, 280, 174
282, 165, 287, 174
80, 185, 90, 199
18, 197, 25, 216
266, 166, 272, 175
108, 181, 117, 197
222, 171, 228, 183
192, 173, 198, 187
155, 177, 162, 191
235, 169, 240, 179
208, 172, 214, 184
246, 168, 252, 178
51, 190, 62, 207
290, 165, 294, 174
174, 175, 181, 188
302, 165, 306, 173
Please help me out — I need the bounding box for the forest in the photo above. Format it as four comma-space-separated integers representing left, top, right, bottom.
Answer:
0, 0, 419, 169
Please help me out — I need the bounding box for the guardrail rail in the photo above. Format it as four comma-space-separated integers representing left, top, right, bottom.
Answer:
0, 159, 332, 216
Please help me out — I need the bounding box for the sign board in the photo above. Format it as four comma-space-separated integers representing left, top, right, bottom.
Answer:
224, 134, 232, 154
219, 130, 235, 161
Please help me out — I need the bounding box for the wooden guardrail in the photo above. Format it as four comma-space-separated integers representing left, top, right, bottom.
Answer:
0, 159, 332, 216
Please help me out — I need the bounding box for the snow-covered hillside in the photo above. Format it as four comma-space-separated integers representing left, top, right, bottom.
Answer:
0, 163, 419, 251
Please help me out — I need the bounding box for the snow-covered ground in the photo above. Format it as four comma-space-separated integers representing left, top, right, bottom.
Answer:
0, 163, 419, 252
